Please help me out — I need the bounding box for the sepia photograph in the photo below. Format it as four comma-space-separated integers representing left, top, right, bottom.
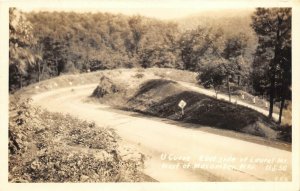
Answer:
1, 0, 300, 190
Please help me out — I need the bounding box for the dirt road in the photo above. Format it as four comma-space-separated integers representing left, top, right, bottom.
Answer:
31, 84, 291, 182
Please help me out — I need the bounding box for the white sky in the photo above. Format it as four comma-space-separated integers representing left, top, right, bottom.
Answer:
14, 0, 292, 20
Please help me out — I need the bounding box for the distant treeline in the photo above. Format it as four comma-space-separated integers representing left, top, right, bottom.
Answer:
9, 9, 256, 90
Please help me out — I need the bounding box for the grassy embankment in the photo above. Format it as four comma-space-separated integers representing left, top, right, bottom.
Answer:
89, 69, 290, 142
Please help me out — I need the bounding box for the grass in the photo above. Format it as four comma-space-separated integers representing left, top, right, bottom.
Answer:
230, 89, 280, 113
132, 79, 178, 98
15, 68, 197, 100
149, 68, 197, 83
146, 91, 269, 131
124, 79, 280, 139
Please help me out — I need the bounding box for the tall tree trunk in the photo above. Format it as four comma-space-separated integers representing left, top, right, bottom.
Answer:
227, 75, 231, 102
41, 63, 45, 80
55, 58, 59, 76
278, 75, 288, 124
269, 15, 282, 119
268, 66, 275, 119
278, 92, 285, 124
38, 62, 41, 82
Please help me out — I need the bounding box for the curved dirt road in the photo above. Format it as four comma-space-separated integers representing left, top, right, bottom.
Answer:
32, 84, 291, 182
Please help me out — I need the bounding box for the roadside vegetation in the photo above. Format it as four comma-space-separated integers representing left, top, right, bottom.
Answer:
9, 96, 146, 182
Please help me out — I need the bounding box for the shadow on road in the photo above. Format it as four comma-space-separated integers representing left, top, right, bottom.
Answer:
94, 105, 291, 152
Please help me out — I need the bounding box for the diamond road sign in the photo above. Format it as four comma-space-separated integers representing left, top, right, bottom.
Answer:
178, 100, 187, 109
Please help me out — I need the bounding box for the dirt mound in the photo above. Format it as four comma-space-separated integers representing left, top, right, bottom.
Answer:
127, 79, 185, 109
133, 79, 177, 97
126, 79, 279, 139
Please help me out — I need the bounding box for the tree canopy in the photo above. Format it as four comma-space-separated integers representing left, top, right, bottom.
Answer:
251, 8, 291, 122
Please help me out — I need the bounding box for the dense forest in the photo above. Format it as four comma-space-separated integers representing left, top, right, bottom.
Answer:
9, 8, 291, 124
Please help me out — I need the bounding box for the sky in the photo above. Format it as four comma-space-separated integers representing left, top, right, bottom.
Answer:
15, 0, 292, 20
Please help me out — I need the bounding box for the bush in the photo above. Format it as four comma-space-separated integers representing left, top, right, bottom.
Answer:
9, 96, 145, 182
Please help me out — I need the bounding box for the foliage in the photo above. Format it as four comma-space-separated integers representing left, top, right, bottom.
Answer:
9, 8, 37, 90
251, 8, 291, 120
179, 27, 225, 71
9, 9, 257, 92
197, 62, 226, 98
191, 29, 250, 101
26, 12, 179, 73
9, 97, 145, 182
222, 33, 250, 79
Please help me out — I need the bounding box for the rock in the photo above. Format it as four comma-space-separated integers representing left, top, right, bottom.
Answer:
92, 76, 119, 98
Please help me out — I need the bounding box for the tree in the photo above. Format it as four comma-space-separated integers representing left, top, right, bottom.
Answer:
40, 36, 69, 76
179, 27, 250, 102
251, 8, 291, 120
30, 43, 43, 82
9, 8, 36, 89
179, 27, 224, 71
198, 62, 226, 98
138, 21, 179, 68
221, 33, 249, 101
128, 15, 146, 56
277, 46, 291, 123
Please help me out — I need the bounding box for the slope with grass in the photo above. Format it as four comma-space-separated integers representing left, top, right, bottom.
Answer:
88, 72, 284, 140
123, 79, 279, 139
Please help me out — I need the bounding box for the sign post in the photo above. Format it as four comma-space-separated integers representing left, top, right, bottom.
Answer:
178, 100, 187, 115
